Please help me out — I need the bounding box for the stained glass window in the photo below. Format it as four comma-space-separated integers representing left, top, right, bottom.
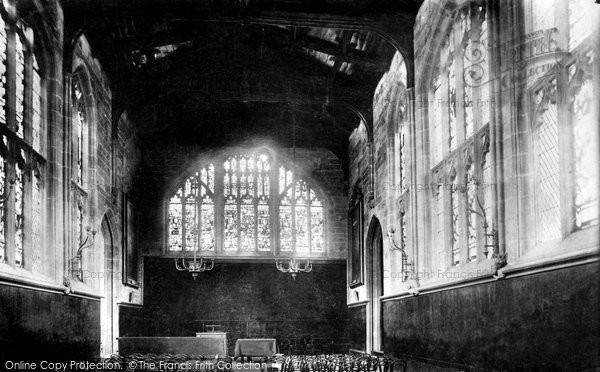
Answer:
167, 152, 325, 256
169, 164, 214, 251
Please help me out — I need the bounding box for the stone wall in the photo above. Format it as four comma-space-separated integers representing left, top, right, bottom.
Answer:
347, 0, 599, 368
0, 0, 142, 359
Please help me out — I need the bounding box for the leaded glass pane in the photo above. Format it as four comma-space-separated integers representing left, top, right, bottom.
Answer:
168, 190, 183, 251
432, 75, 443, 165
257, 203, 270, 251
240, 199, 255, 252
447, 38, 457, 151
535, 101, 561, 242
572, 80, 598, 228
568, 0, 596, 51
295, 205, 309, 252
0, 151, 5, 263
310, 205, 324, 252
466, 160, 477, 261
200, 197, 215, 251
224, 202, 237, 251
15, 35, 25, 138
14, 158, 24, 267
279, 202, 293, 252
451, 175, 460, 266
31, 168, 42, 272
481, 138, 493, 233
478, 15, 490, 127
435, 183, 445, 269
0, 16, 6, 125
32, 57, 42, 153
74, 81, 85, 185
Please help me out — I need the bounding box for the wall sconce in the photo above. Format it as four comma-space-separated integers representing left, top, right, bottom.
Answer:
386, 229, 416, 283
275, 257, 312, 280
69, 227, 97, 281
461, 184, 499, 258
174, 247, 215, 280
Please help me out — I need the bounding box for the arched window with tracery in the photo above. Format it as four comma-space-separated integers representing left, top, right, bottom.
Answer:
0, 2, 46, 270
168, 150, 326, 257
429, 1, 493, 269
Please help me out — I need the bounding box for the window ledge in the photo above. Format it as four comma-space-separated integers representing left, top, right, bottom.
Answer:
379, 244, 599, 302
0, 264, 103, 301
0, 265, 64, 293
518, 228, 598, 263
499, 247, 599, 279
65, 278, 103, 300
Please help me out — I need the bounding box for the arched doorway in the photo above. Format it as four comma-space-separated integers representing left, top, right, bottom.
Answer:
366, 217, 384, 352
100, 216, 116, 356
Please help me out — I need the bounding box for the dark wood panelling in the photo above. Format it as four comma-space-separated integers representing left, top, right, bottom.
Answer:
381, 263, 600, 370
347, 304, 367, 351
120, 258, 349, 354
0, 285, 100, 361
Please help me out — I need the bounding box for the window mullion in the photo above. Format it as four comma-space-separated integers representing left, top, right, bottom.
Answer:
307, 188, 312, 255
215, 160, 224, 254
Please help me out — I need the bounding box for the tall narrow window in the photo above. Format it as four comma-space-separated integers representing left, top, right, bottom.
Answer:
32, 57, 42, 152
223, 154, 270, 252
0, 6, 46, 270
0, 136, 6, 263
279, 167, 324, 254
167, 151, 326, 256
0, 15, 6, 125
429, 2, 492, 268
14, 151, 24, 267
169, 164, 214, 251
73, 80, 86, 186
572, 78, 597, 228
15, 32, 24, 138
533, 78, 561, 242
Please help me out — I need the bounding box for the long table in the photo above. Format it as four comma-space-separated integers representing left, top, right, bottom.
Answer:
118, 335, 227, 356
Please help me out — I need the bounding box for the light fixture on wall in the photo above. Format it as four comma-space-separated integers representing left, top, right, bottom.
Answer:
174, 246, 214, 280
462, 186, 498, 258
275, 257, 312, 280
70, 226, 97, 281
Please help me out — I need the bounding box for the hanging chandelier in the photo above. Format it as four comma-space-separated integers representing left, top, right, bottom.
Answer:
275, 257, 312, 280
273, 106, 313, 280
174, 246, 214, 280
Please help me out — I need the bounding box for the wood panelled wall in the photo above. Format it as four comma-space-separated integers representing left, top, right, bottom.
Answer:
120, 258, 350, 354
381, 262, 600, 370
0, 285, 100, 361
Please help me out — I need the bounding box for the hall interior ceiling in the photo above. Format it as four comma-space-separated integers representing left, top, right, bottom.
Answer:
59, 0, 422, 172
